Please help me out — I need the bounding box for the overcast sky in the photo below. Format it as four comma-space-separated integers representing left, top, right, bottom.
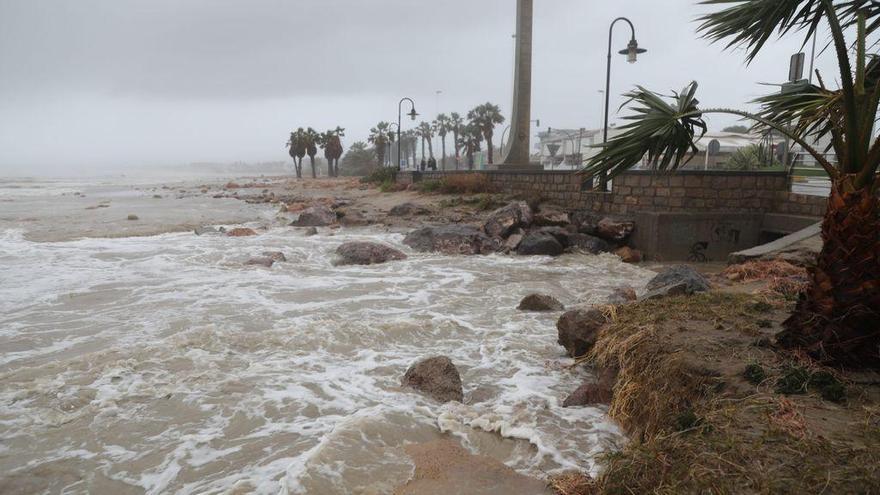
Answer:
0, 0, 839, 175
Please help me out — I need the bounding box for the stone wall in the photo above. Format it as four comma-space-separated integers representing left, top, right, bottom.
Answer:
399, 169, 825, 218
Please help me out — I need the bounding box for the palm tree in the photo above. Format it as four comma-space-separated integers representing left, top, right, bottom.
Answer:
368, 122, 392, 169
458, 123, 484, 170
320, 127, 345, 177
467, 103, 505, 165
450, 112, 464, 168
303, 127, 320, 178
582, 1, 880, 368
418, 121, 434, 161
286, 128, 307, 179
434, 113, 453, 170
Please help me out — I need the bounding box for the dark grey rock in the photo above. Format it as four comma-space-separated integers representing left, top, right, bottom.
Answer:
566, 233, 611, 254
607, 286, 638, 305
245, 257, 275, 268
388, 202, 431, 217
557, 308, 607, 358
562, 368, 617, 407
303, 226, 319, 236
194, 225, 220, 236
517, 293, 565, 312
483, 201, 533, 238
516, 231, 564, 256
403, 225, 499, 255
644, 265, 711, 298
335, 241, 407, 266
533, 206, 570, 227
401, 356, 463, 403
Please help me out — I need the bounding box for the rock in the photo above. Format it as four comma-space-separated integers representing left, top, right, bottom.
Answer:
642, 265, 711, 299
401, 356, 463, 403
290, 205, 337, 227
303, 227, 318, 236
533, 206, 570, 227
403, 225, 499, 255
245, 257, 275, 267
225, 182, 241, 189
517, 294, 565, 312
566, 233, 611, 254
262, 251, 287, 262
483, 201, 533, 238
337, 209, 372, 226
227, 227, 258, 237
533, 226, 571, 246
516, 232, 564, 256
152, 194, 162, 199
194, 225, 219, 236
335, 241, 407, 266
570, 211, 601, 235
557, 308, 607, 358
614, 246, 643, 263
607, 286, 637, 305
562, 368, 617, 407
504, 229, 525, 251
389, 202, 431, 217
127, 214, 139, 221
596, 217, 635, 242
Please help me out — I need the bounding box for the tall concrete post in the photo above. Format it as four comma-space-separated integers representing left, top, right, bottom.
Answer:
499, 0, 539, 170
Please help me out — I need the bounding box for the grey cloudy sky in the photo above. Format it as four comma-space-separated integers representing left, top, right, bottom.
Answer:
0, 0, 838, 175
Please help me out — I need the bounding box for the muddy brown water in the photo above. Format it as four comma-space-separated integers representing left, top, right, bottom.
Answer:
0, 177, 655, 494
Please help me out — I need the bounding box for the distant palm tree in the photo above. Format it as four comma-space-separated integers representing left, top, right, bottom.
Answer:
467, 103, 505, 165
320, 127, 345, 177
286, 128, 307, 179
434, 114, 453, 170
458, 123, 483, 170
449, 112, 464, 168
303, 127, 320, 178
417, 121, 434, 161
582, 0, 880, 368
368, 122, 392, 169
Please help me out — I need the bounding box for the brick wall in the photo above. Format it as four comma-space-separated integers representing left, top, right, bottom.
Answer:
397, 169, 826, 218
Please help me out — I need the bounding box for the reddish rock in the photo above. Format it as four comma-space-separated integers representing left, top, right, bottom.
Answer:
557, 308, 608, 358
563, 367, 618, 407
483, 201, 533, 238
227, 228, 258, 237
596, 217, 635, 242
614, 246, 643, 263
262, 251, 287, 262
533, 206, 571, 227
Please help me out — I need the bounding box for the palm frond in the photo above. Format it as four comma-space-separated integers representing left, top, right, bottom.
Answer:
581, 82, 707, 180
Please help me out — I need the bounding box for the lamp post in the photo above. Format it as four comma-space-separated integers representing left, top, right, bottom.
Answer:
601, 17, 646, 190
398, 98, 418, 171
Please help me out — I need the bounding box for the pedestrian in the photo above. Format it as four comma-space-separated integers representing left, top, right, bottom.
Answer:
420, 158, 426, 171
428, 157, 437, 170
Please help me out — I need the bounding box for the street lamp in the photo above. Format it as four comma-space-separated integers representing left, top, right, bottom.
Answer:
601, 17, 646, 190
398, 97, 418, 171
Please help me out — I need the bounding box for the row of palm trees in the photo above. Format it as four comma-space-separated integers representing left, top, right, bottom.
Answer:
285, 127, 345, 178
368, 102, 505, 170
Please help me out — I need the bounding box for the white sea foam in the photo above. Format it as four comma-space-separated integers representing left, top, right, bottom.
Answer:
0, 189, 657, 493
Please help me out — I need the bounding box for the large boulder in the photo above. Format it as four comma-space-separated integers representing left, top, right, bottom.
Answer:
643, 265, 711, 299
533, 226, 571, 246
337, 209, 373, 226
557, 308, 607, 358
483, 201, 533, 238
533, 205, 570, 227
517, 294, 565, 312
504, 228, 525, 251
596, 217, 635, 242
403, 225, 499, 255
567, 233, 611, 254
516, 231, 564, 256
570, 211, 601, 236
562, 367, 618, 407
291, 205, 337, 227
335, 241, 407, 266
401, 356, 463, 403
389, 202, 431, 217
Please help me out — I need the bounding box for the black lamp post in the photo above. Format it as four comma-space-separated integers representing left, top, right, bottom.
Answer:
398, 98, 418, 171
601, 17, 646, 191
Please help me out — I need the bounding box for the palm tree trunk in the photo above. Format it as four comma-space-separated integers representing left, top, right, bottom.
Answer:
377, 146, 386, 169
441, 136, 447, 171
427, 137, 434, 159
296, 157, 303, 179
309, 156, 317, 178
777, 175, 880, 367
420, 137, 425, 161
486, 135, 494, 164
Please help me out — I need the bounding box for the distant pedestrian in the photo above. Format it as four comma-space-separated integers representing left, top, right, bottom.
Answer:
428, 157, 437, 170
420, 158, 426, 171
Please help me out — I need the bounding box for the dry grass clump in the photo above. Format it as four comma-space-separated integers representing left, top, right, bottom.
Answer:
722, 259, 806, 282
438, 173, 497, 194
572, 292, 880, 495
547, 472, 595, 495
